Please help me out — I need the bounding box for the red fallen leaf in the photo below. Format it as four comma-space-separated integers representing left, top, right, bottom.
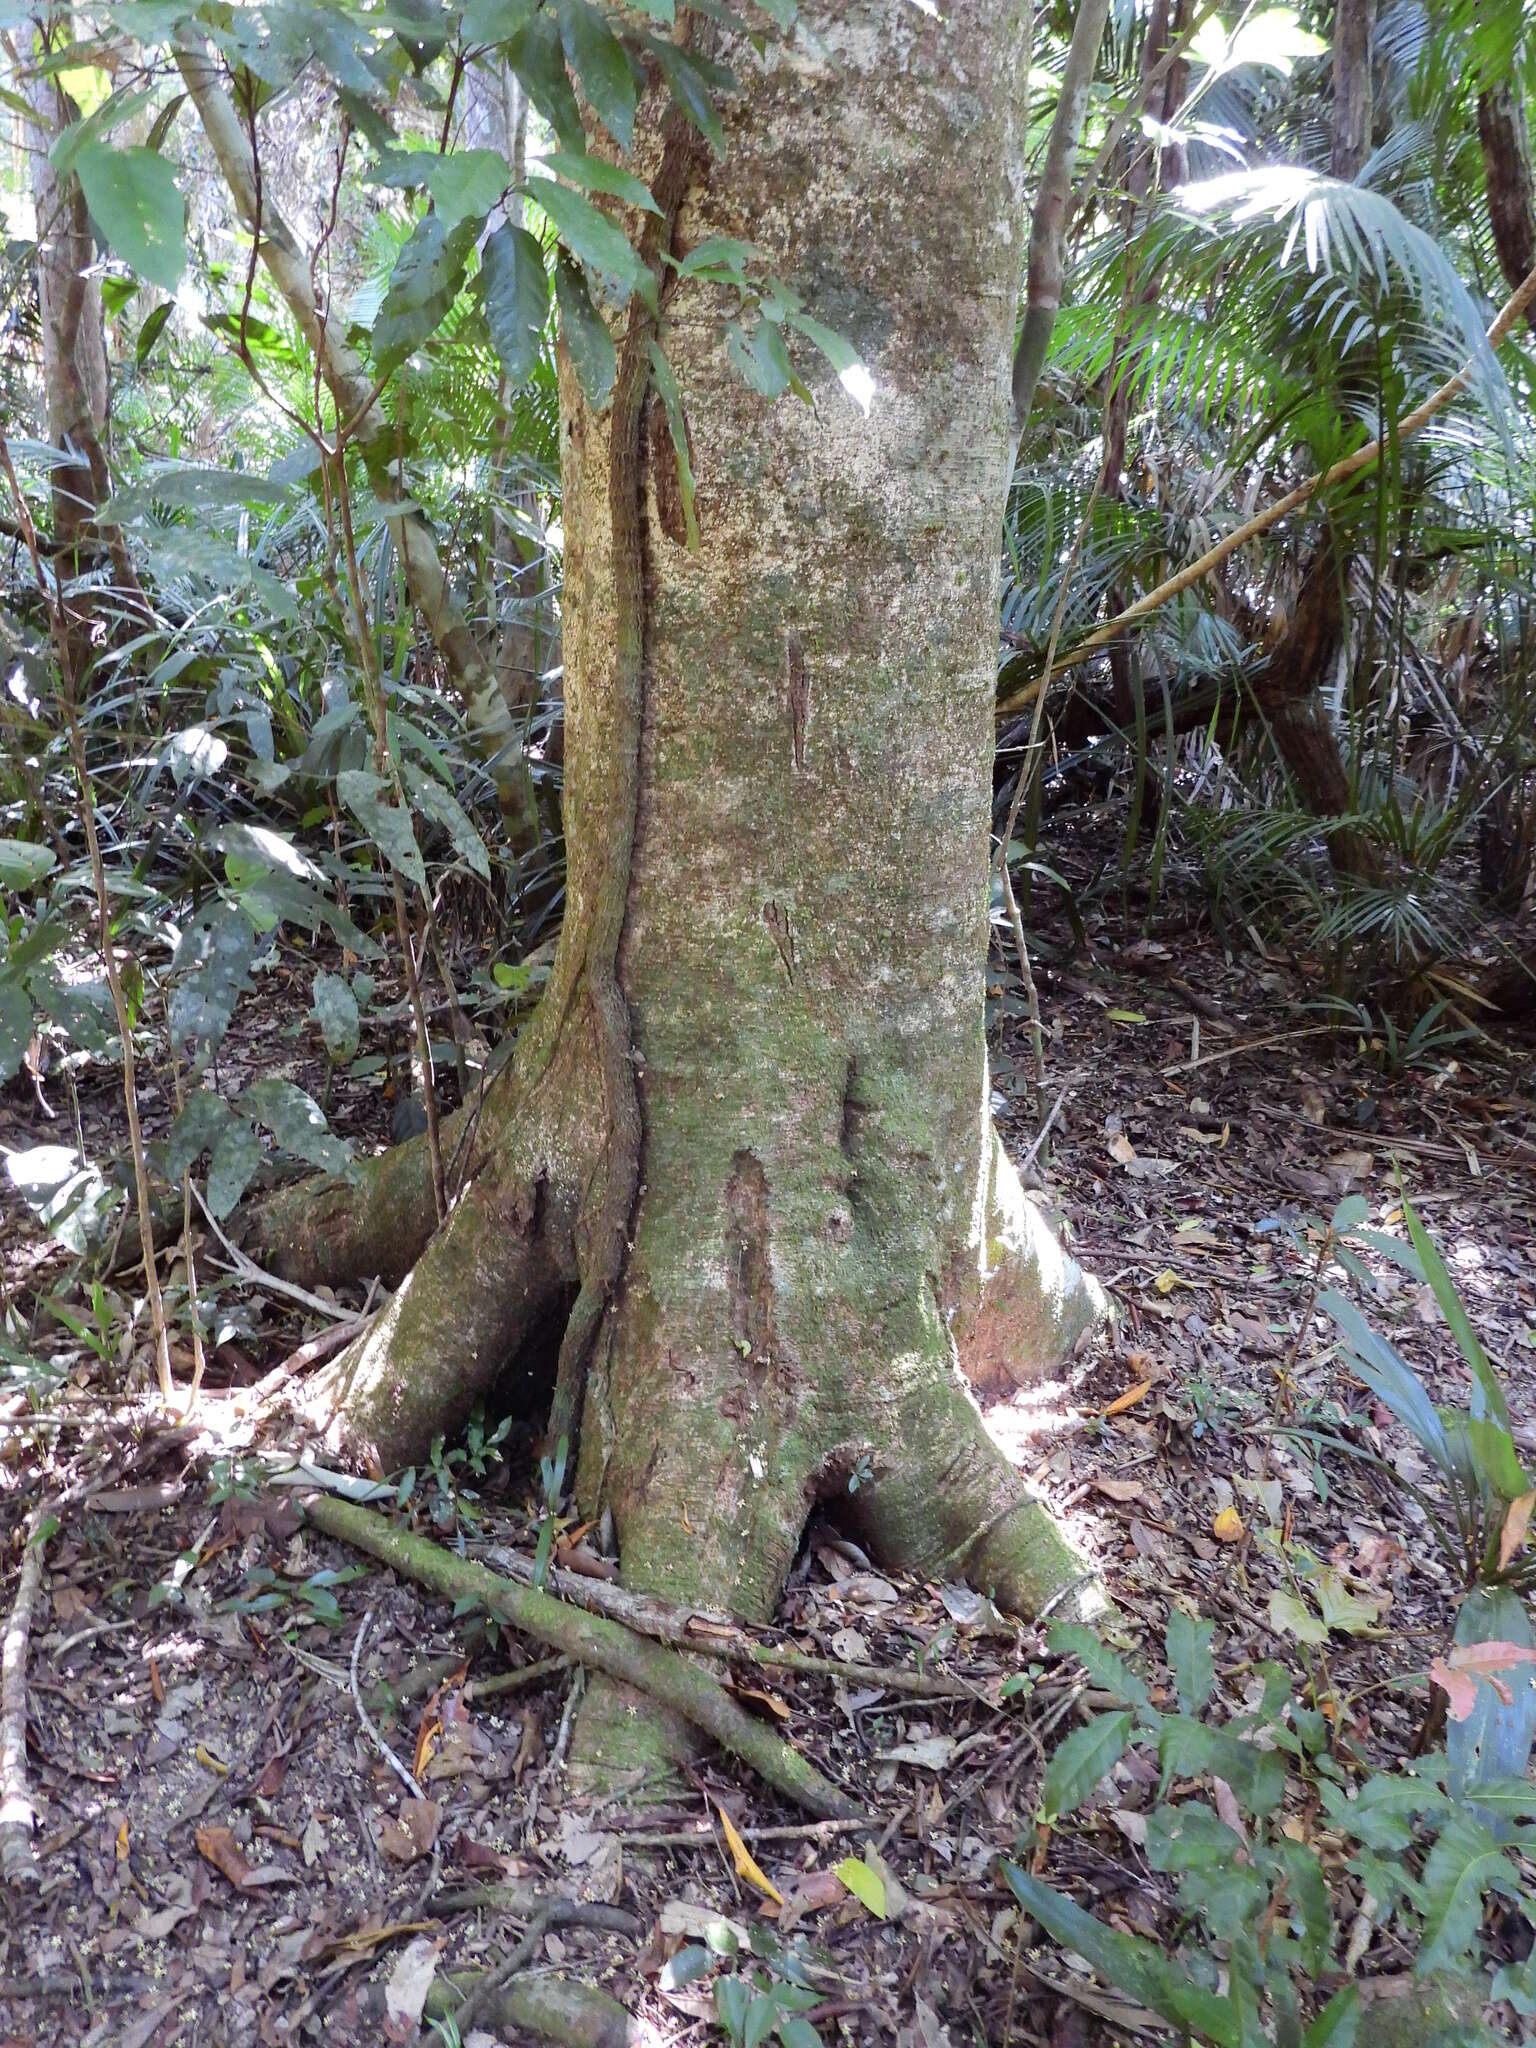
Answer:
254, 1754, 288, 1799
195, 1824, 252, 1890
776, 1867, 848, 1933
1429, 1640, 1536, 1721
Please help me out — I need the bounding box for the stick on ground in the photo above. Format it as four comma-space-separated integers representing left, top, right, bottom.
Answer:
1, 1505, 51, 1887
304, 1494, 862, 1819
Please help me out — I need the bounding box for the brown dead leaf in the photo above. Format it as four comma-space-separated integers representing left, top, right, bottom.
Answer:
195, 1825, 252, 1891
776, 1867, 848, 1933
1094, 1477, 1143, 1503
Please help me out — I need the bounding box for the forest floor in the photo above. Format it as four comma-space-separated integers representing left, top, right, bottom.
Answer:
1, 816, 1533, 2048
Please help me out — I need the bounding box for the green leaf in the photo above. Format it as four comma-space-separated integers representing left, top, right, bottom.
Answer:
207, 1117, 263, 1219
1269, 1589, 1328, 1645
652, 39, 726, 151
527, 176, 649, 302
777, 2021, 821, 2048
714, 1977, 750, 2044
136, 299, 174, 366
372, 211, 480, 367
481, 221, 550, 384
646, 336, 698, 549
1003, 1865, 1241, 2047
1273, 1838, 1331, 1975
461, 0, 538, 36
541, 150, 660, 214
402, 760, 492, 879
744, 1996, 778, 2048
834, 1856, 885, 1916
0, 839, 55, 889
1302, 1986, 1360, 2048
556, 0, 638, 149
659, 1944, 712, 1990
554, 255, 616, 406
311, 971, 360, 1063
1329, 1193, 1369, 1235
74, 139, 185, 291
505, 11, 585, 153
0, 980, 31, 1086
49, 85, 156, 179
1321, 1288, 1452, 1474
725, 316, 794, 398
1157, 1716, 1286, 1817
168, 899, 257, 1049
1318, 1769, 1447, 1853
1166, 1608, 1215, 1714
1145, 1800, 1245, 1876
159, 1089, 234, 1182
1416, 1810, 1522, 1974
336, 769, 427, 888
1400, 1189, 1509, 1429
1046, 1624, 1154, 1716
240, 1078, 352, 1176
1040, 1710, 1133, 1819
372, 146, 509, 226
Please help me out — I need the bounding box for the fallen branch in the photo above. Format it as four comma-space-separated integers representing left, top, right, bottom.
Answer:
1, 1506, 51, 1887
303, 1496, 861, 1819
483, 1543, 988, 1701
996, 256, 1536, 717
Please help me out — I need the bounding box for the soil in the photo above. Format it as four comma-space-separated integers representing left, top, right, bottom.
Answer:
1, 809, 1532, 2048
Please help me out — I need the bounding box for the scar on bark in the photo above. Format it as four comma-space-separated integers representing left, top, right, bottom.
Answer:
762, 899, 795, 979
786, 629, 809, 769
724, 1149, 777, 1380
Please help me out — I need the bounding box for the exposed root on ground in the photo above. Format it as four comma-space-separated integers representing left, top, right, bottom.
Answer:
303, 1493, 863, 1819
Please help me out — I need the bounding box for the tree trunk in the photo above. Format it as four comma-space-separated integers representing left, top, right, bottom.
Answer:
1262, 0, 1379, 878
263, 0, 1109, 1782
1478, 79, 1536, 328
17, 9, 146, 669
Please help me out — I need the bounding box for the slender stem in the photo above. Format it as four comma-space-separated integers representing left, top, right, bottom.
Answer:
0, 434, 174, 1409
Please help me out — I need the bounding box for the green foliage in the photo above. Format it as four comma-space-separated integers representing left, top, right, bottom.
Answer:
1018, 1603, 1533, 2046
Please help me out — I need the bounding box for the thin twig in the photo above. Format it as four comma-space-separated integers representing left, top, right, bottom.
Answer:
189, 1184, 362, 1322
1, 1505, 51, 1887
349, 1610, 425, 1801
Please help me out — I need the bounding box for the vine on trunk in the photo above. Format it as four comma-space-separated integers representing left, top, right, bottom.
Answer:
547, 117, 708, 1458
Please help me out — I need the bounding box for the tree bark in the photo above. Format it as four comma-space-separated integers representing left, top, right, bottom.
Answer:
265, 0, 1109, 1785
15, 9, 148, 666
1260, 0, 1378, 876
1478, 79, 1536, 329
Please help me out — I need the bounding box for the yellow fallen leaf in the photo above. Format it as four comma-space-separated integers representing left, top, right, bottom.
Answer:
196, 1743, 230, 1776
717, 1804, 782, 1905
1101, 1381, 1152, 1419
116, 1819, 130, 1861
1153, 1269, 1188, 1294
1212, 1505, 1245, 1544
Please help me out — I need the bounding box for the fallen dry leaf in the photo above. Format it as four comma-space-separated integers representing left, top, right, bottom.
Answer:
384, 1934, 441, 2029
717, 1803, 783, 1905
1212, 1505, 1245, 1544
1102, 1382, 1152, 1420
195, 1825, 252, 1890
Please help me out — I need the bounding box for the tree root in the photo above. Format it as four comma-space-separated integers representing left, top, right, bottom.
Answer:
481, 1543, 989, 1700
1, 1506, 48, 1888
303, 1495, 861, 1819
424, 1966, 637, 2048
